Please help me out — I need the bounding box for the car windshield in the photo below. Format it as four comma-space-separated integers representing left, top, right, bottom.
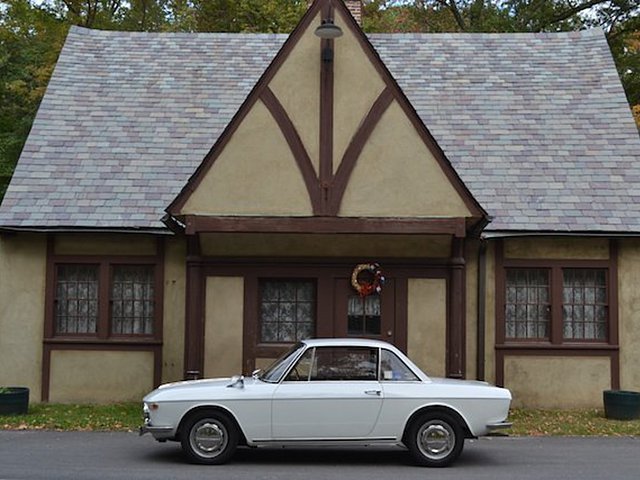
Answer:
259, 342, 306, 383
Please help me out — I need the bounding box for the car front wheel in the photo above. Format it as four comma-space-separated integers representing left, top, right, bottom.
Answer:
406, 412, 464, 467
180, 411, 238, 465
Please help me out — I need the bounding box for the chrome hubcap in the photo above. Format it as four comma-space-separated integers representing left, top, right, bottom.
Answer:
190, 420, 227, 458
417, 420, 455, 460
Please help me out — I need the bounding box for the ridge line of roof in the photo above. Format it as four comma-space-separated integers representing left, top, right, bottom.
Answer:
67, 24, 605, 40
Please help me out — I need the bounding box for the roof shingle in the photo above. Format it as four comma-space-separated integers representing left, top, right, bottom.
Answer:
1, 26, 638, 233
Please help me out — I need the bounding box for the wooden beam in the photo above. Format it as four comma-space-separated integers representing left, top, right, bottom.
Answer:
184, 215, 467, 236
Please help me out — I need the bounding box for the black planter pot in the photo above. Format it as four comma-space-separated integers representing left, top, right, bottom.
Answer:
603, 390, 640, 420
0, 387, 30, 415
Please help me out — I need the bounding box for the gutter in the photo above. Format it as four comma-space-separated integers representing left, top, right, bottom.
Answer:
483, 230, 640, 239
0, 226, 174, 235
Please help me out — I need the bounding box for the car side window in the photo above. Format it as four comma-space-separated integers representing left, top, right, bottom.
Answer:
379, 349, 420, 382
284, 348, 314, 382
310, 347, 378, 381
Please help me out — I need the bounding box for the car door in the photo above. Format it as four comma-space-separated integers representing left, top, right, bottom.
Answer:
271, 346, 383, 439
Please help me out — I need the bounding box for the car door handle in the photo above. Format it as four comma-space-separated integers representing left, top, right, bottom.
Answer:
364, 390, 381, 396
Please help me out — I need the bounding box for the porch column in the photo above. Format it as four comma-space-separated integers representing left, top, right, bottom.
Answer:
447, 237, 466, 378
183, 236, 204, 379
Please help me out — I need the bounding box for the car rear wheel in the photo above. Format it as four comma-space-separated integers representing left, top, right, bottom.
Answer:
180, 411, 238, 465
406, 412, 464, 467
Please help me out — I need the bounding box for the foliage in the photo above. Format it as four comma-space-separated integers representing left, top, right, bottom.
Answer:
191, 0, 307, 33
0, 0, 67, 198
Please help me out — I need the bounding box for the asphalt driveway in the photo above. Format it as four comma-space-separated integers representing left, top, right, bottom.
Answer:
0, 431, 638, 480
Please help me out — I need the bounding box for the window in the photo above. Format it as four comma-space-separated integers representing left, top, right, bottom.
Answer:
53, 262, 157, 338
259, 280, 315, 343
347, 295, 381, 336
504, 267, 608, 343
111, 266, 155, 335
505, 269, 550, 340
286, 347, 378, 381
379, 349, 419, 382
55, 265, 99, 334
563, 269, 607, 340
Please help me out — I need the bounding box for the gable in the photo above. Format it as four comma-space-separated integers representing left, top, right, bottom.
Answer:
169, 0, 484, 226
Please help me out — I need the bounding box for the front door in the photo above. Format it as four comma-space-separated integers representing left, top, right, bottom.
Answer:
334, 278, 396, 344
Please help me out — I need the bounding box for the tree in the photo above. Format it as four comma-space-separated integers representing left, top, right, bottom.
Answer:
191, 0, 306, 33
0, 0, 67, 198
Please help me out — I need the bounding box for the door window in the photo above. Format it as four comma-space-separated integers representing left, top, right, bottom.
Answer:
347, 295, 381, 336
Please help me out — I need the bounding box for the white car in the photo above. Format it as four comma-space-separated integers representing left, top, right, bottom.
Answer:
140, 338, 511, 467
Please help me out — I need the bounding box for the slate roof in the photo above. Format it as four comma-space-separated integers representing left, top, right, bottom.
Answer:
0, 26, 639, 233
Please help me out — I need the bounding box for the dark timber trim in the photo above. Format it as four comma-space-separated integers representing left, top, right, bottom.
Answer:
329, 87, 394, 214
260, 87, 323, 214
184, 215, 467, 236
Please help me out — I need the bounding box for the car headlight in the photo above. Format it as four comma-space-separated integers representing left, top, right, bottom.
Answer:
143, 404, 151, 425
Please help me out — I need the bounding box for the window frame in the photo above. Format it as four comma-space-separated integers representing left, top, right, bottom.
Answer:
497, 257, 618, 347
46, 255, 163, 342
258, 278, 317, 345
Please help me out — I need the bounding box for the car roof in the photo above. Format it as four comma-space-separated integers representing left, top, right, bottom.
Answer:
301, 338, 398, 349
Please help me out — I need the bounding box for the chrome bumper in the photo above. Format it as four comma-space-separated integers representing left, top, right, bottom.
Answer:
486, 421, 513, 431
139, 424, 174, 438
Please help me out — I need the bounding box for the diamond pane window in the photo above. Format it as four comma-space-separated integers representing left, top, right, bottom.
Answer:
55, 265, 99, 334
563, 269, 607, 340
260, 280, 315, 343
505, 269, 550, 340
111, 265, 155, 335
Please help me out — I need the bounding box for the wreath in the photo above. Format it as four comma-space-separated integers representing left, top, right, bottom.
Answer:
351, 263, 385, 297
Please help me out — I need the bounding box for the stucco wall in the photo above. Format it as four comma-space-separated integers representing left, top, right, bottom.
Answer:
203, 276, 244, 378
505, 356, 611, 408
48, 350, 154, 403
332, 8, 385, 170
54, 234, 157, 256
503, 237, 609, 260
340, 100, 472, 218
161, 237, 186, 383
617, 239, 640, 392
180, 100, 313, 217
0, 234, 46, 399
269, 10, 321, 175
407, 278, 446, 377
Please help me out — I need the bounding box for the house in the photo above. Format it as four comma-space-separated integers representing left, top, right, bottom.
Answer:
1, 0, 639, 408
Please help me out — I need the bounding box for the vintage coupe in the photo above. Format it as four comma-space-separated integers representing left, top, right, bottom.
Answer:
140, 338, 511, 467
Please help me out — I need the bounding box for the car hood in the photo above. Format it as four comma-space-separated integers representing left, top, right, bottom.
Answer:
143, 376, 256, 402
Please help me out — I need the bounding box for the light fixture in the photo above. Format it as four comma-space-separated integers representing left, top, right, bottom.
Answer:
314, 18, 343, 39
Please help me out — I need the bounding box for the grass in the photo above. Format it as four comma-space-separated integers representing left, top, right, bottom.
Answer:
0, 402, 141, 432
506, 408, 640, 437
1, 404, 639, 436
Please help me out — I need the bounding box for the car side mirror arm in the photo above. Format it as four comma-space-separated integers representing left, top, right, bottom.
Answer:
227, 375, 244, 389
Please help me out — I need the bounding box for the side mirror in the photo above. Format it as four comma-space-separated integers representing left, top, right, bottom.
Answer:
251, 369, 262, 379
227, 375, 244, 389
